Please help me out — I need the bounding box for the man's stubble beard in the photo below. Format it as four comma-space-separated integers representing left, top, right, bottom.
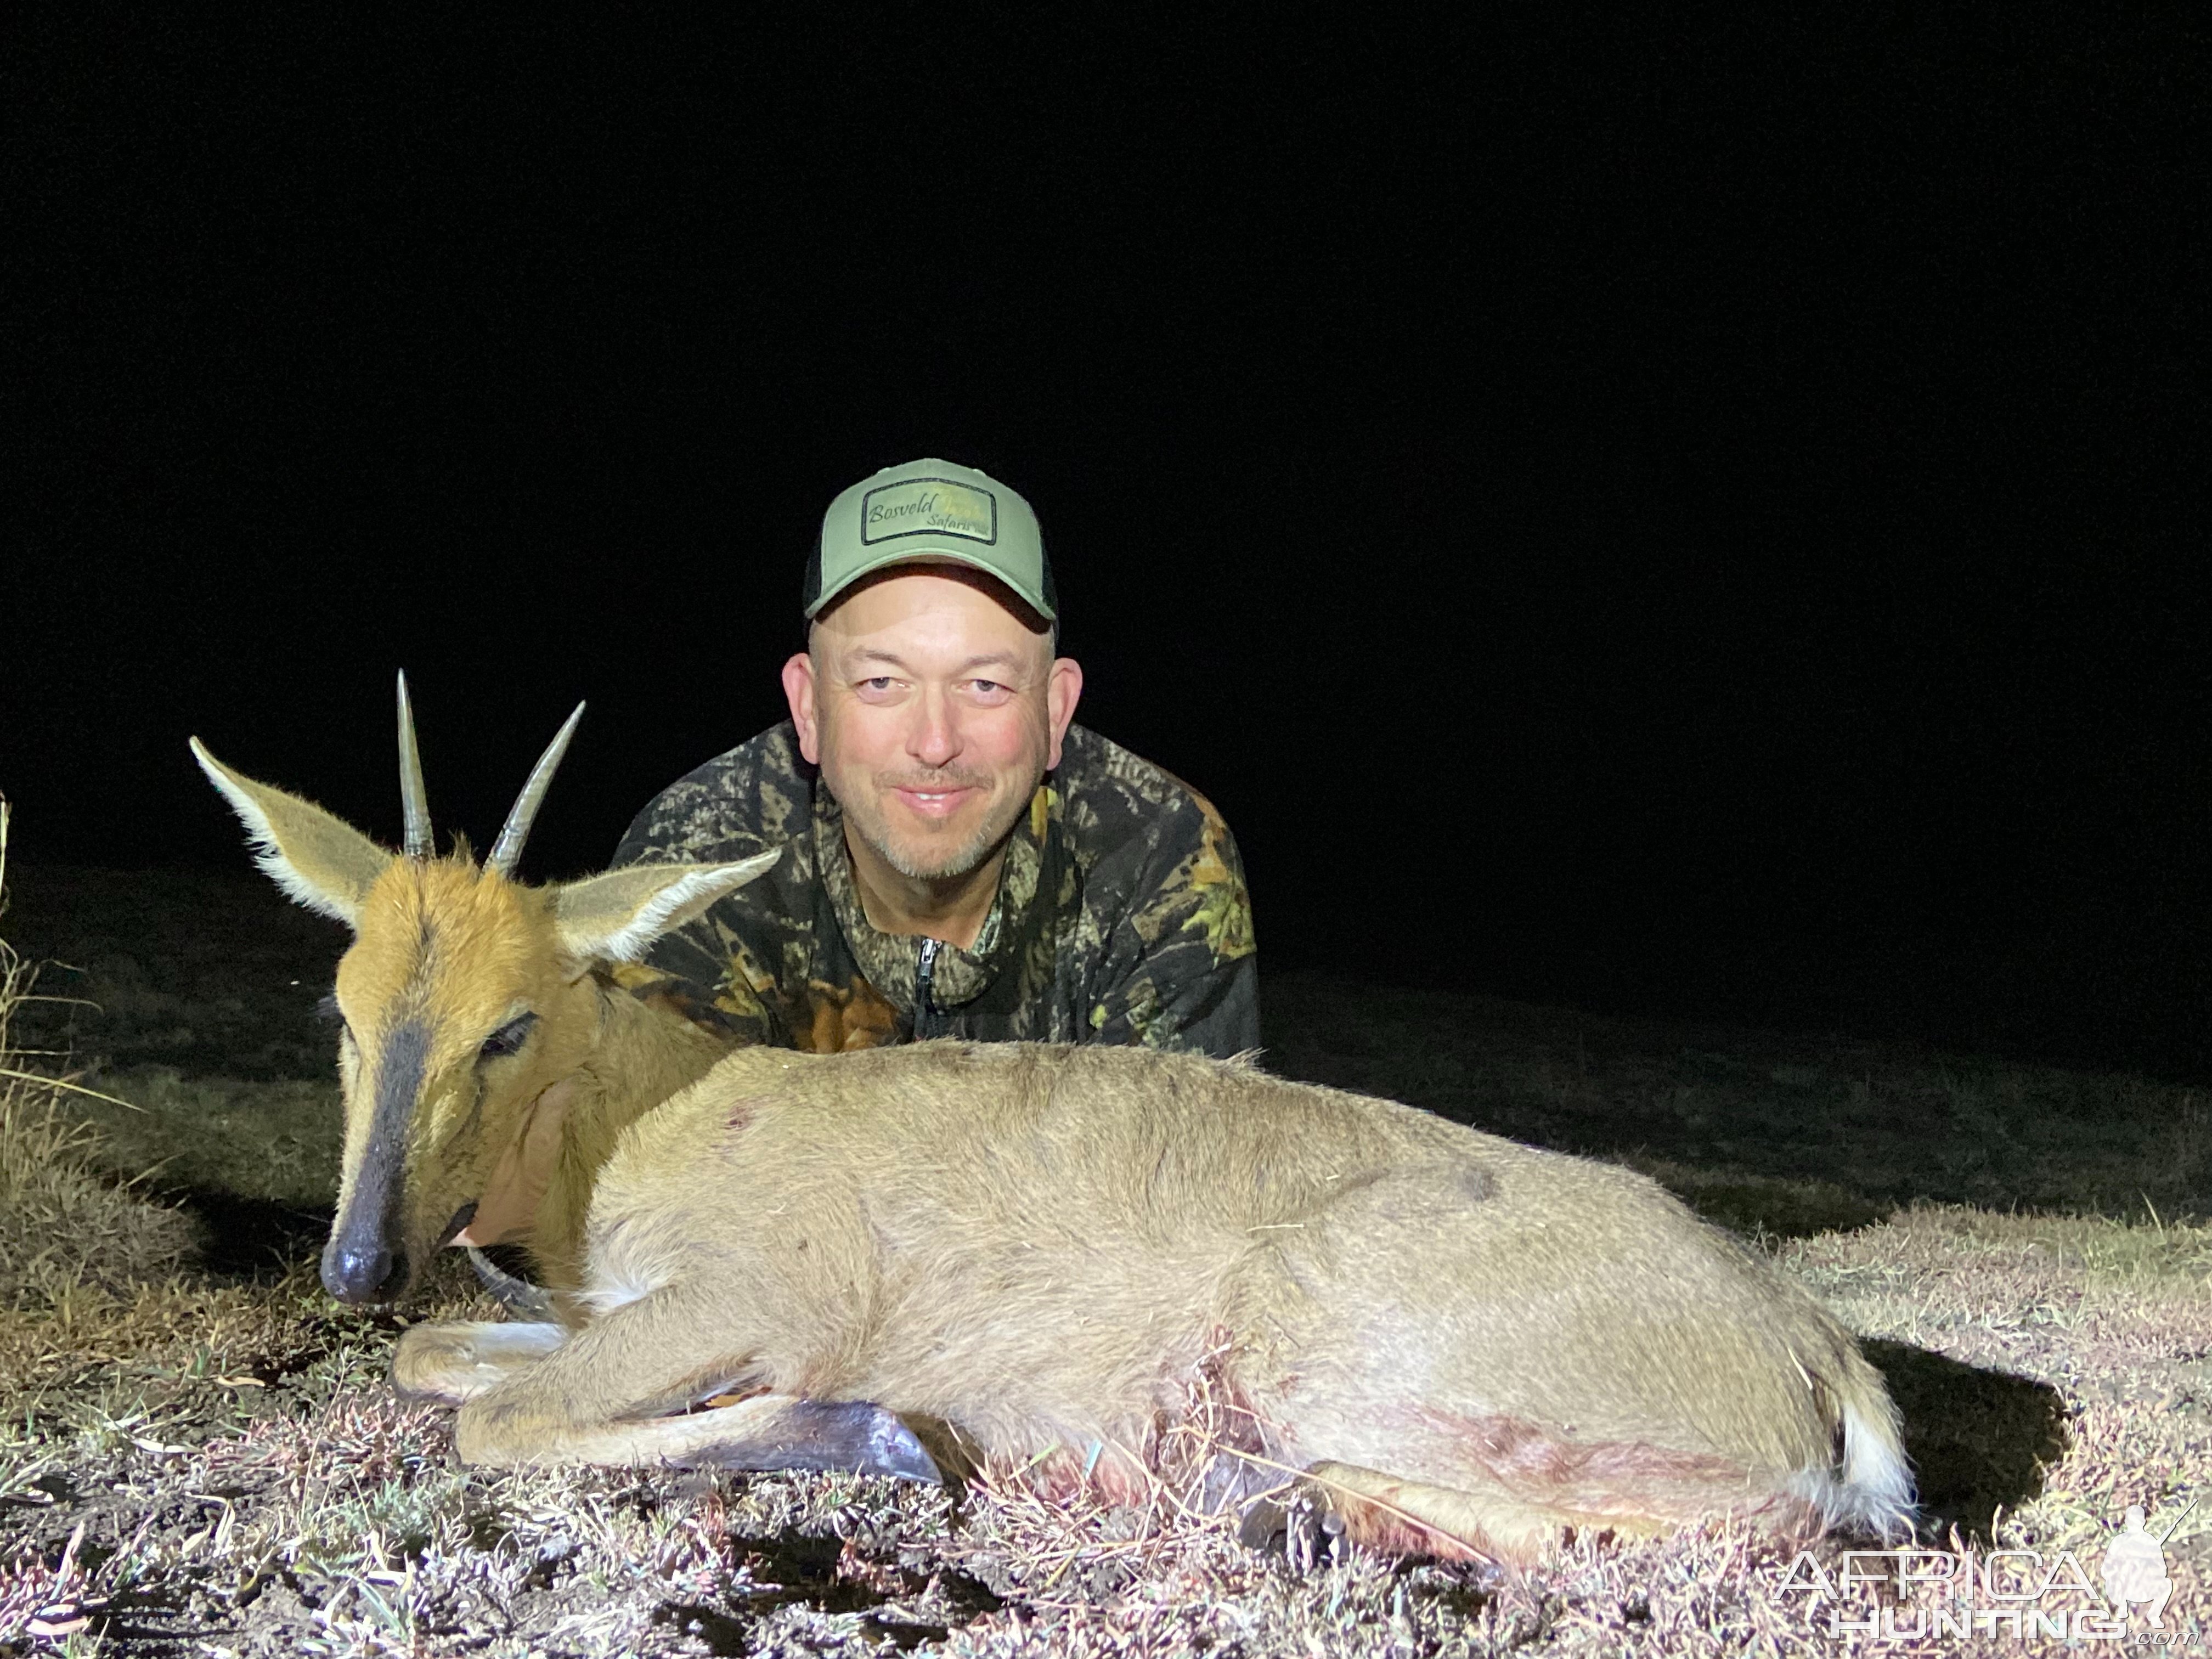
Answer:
828, 756, 1041, 882
845, 782, 1019, 881
816, 695, 1053, 884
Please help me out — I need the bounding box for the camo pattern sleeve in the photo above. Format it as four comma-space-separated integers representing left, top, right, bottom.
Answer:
613, 721, 1260, 1059
609, 726, 822, 1049
1051, 727, 1261, 1059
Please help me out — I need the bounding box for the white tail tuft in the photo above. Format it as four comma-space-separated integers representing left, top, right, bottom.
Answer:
1790, 1395, 1917, 1542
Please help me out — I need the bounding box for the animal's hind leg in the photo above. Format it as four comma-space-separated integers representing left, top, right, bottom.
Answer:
448, 1290, 939, 1483
394, 1321, 566, 1405
1201, 1443, 1610, 1568
1294, 1461, 1665, 1566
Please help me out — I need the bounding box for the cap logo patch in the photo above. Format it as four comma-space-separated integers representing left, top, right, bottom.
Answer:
860, 478, 997, 546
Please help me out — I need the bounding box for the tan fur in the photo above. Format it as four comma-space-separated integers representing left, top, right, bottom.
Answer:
419, 1042, 1912, 1562
321, 857, 740, 1291
190, 739, 769, 1302
196, 729, 1915, 1566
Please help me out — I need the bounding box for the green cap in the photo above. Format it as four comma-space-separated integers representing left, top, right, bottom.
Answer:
804, 458, 1058, 622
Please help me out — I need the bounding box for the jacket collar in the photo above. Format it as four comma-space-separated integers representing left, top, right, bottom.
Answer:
812, 783, 1048, 1013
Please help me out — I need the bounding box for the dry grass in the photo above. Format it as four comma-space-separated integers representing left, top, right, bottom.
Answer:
4, 1214, 2204, 1655
2, 846, 2209, 1653
0, 805, 196, 1311
0, 1091, 198, 1314
1264, 972, 2212, 1227
45, 1068, 341, 1216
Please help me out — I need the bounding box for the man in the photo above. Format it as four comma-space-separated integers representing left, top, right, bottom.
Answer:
616, 458, 1259, 1057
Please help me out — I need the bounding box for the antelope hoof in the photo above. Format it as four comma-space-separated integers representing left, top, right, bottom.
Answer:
393, 1320, 566, 1404
687, 1399, 945, 1485
1239, 1489, 1348, 1573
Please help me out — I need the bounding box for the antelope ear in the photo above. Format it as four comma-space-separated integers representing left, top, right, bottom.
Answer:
189, 738, 392, 927
550, 850, 782, 963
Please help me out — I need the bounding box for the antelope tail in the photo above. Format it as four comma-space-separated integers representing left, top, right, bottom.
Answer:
1791, 1361, 1916, 1541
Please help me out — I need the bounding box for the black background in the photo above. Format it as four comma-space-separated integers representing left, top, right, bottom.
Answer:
9, 12, 2206, 1075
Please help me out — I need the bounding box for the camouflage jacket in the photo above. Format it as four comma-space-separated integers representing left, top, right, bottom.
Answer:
612, 723, 1259, 1058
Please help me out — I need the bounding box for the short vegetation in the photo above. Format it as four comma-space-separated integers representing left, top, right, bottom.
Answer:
2, 827, 2207, 1654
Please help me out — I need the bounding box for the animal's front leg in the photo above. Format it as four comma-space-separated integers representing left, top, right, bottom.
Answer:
394, 1320, 567, 1404
447, 1288, 940, 1483
460, 1388, 943, 1482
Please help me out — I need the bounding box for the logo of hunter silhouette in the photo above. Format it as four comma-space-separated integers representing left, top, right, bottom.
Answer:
861, 480, 997, 544
2101, 1505, 2174, 1628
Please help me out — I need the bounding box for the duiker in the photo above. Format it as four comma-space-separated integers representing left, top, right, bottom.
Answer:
191, 676, 776, 1306
197, 680, 1913, 1564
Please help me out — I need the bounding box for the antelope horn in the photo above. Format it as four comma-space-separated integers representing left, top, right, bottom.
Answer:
396, 670, 434, 861
466, 1246, 555, 1319
486, 700, 586, 878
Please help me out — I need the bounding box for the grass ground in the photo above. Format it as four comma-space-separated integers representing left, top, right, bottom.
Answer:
3, 857, 2208, 1654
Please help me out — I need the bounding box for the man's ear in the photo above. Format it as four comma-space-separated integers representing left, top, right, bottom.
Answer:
190, 738, 391, 927
1045, 656, 1084, 771
781, 651, 821, 764
550, 851, 782, 963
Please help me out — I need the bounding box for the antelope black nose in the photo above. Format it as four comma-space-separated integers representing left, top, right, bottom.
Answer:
322, 1241, 404, 1305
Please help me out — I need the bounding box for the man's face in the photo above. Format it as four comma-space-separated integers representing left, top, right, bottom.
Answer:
783, 569, 1082, 882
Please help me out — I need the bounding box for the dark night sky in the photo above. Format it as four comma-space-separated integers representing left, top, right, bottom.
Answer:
8, 12, 2207, 1075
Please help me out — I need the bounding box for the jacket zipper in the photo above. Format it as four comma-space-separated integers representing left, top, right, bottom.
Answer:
915, 936, 942, 1040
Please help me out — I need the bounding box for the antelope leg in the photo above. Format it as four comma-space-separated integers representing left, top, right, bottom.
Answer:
460, 1387, 941, 1482
444, 1288, 938, 1481
394, 1320, 566, 1404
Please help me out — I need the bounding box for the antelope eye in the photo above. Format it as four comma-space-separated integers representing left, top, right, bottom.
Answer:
479, 1012, 538, 1059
